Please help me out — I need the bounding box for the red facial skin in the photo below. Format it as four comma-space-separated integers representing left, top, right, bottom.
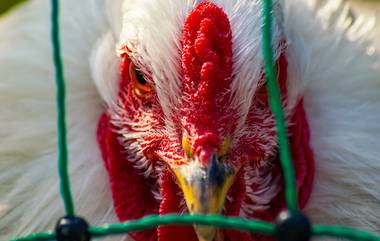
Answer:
97, 2, 314, 241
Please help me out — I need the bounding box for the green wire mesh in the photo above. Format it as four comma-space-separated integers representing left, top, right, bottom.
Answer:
8, 0, 380, 240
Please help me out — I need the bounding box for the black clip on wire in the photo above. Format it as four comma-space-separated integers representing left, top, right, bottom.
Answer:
275, 210, 311, 241
55, 216, 91, 241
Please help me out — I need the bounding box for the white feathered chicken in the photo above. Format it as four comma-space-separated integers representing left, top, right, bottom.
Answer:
0, 0, 379, 241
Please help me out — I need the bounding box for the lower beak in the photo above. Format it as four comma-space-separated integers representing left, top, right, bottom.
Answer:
174, 155, 235, 241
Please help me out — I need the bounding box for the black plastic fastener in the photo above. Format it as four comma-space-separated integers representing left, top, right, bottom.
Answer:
275, 210, 311, 241
56, 216, 90, 241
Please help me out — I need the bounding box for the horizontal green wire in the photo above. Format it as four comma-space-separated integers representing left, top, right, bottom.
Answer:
313, 225, 380, 241
261, 0, 298, 210
89, 214, 275, 238
9, 214, 274, 241
9, 232, 55, 241
10, 218, 380, 241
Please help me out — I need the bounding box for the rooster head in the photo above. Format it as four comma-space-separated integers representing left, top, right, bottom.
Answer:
98, 1, 314, 241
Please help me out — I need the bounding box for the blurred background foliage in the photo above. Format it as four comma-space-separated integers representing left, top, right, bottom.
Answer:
0, 0, 26, 15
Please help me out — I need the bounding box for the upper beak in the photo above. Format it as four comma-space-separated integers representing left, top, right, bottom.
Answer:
174, 154, 235, 241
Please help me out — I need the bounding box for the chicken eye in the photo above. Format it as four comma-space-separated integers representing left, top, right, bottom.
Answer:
129, 62, 152, 98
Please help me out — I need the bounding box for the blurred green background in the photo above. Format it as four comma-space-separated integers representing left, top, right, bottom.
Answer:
0, 0, 26, 15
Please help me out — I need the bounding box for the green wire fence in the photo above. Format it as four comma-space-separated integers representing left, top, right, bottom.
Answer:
9, 0, 380, 240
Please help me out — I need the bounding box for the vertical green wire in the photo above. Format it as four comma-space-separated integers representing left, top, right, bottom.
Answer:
51, 0, 75, 216
261, 0, 298, 211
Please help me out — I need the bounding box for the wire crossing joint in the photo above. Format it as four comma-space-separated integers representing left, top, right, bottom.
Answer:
275, 210, 311, 241
56, 216, 91, 241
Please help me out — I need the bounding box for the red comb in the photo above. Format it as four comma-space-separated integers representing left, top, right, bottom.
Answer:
181, 2, 232, 137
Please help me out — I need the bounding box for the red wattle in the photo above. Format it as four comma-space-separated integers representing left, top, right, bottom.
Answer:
97, 114, 159, 241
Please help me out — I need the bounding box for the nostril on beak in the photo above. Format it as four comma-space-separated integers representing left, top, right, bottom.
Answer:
207, 154, 230, 187
195, 145, 215, 166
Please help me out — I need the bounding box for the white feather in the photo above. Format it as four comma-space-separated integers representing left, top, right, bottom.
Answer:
285, 0, 380, 233
119, 0, 192, 132
0, 0, 121, 240
91, 32, 120, 109
0, 0, 379, 240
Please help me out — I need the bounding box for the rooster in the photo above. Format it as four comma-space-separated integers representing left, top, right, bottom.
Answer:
0, 0, 379, 241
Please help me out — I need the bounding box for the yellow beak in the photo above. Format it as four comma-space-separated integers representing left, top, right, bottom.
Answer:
174, 155, 235, 241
